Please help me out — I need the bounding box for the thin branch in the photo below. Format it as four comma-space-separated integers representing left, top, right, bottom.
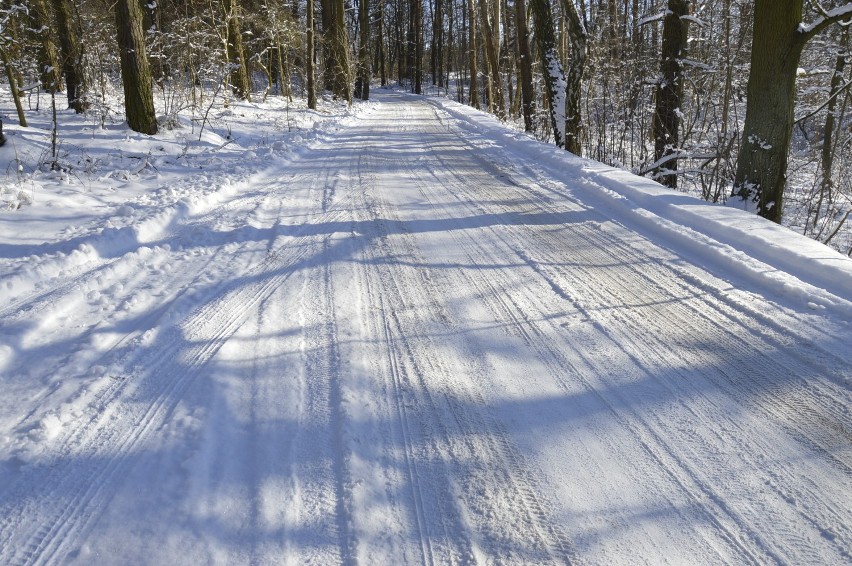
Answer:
823, 209, 851, 245
794, 76, 852, 124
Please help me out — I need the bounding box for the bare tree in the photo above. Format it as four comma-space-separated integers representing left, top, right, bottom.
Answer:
30, 0, 63, 93
114, 0, 158, 134
514, 0, 534, 131
355, 0, 371, 99
561, 0, 587, 155
530, 0, 567, 148
50, 0, 88, 112
653, 0, 689, 188
466, 0, 479, 107
223, 0, 251, 100
307, 0, 317, 108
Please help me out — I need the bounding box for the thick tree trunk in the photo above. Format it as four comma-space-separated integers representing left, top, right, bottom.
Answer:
114, 0, 158, 134
501, 0, 513, 111
322, 0, 335, 89
514, 0, 534, 131
30, 0, 63, 93
224, 0, 251, 101
323, 0, 352, 100
50, 0, 88, 112
530, 0, 566, 147
732, 0, 804, 222
407, 0, 423, 93
561, 0, 587, 155
653, 0, 689, 188
478, 0, 505, 117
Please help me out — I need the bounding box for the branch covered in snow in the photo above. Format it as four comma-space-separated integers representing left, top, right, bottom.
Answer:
798, 2, 852, 43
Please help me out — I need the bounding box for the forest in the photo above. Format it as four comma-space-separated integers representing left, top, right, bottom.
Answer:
1, 0, 852, 254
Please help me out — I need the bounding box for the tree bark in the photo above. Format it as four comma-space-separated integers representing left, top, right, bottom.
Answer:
224, 0, 252, 101
478, 0, 505, 117
732, 0, 852, 222
114, 0, 158, 134
50, 0, 88, 112
0, 47, 28, 127
435, 0, 444, 87
561, 0, 587, 155
323, 0, 352, 100
406, 0, 423, 93
514, 0, 534, 131
530, 0, 566, 147
377, 0, 388, 86
355, 0, 371, 99
466, 0, 480, 108
653, 0, 689, 187
819, 36, 847, 195
307, 0, 317, 108
30, 0, 63, 93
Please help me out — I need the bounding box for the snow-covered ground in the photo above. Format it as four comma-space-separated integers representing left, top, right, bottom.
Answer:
1, 91, 851, 564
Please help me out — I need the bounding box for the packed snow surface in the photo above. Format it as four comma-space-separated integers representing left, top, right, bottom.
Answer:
1, 93, 851, 565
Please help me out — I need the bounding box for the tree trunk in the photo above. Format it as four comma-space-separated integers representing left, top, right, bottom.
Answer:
377, 0, 388, 86
561, 0, 587, 155
514, 0, 534, 131
478, 0, 505, 117
396, 0, 406, 82
30, 0, 63, 93
820, 38, 847, 195
307, 0, 317, 108
406, 0, 423, 93
114, 0, 158, 134
50, 0, 88, 112
323, 0, 352, 100
0, 47, 28, 127
355, 0, 372, 99
466, 0, 479, 108
501, 0, 514, 111
276, 36, 289, 98
732, 0, 813, 222
653, 0, 689, 188
530, 0, 566, 147
436, 0, 444, 87
322, 0, 335, 89
224, 0, 252, 101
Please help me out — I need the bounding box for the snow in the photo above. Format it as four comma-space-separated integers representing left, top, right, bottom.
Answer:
799, 3, 852, 34
1, 90, 851, 565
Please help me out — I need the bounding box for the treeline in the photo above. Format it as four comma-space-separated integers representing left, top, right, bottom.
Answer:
1, 0, 851, 245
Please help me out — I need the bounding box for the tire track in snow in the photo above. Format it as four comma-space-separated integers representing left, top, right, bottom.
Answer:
352, 110, 577, 563
0, 188, 346, 565
326, 131, 461, 563
299, 239, 356, 565
0, 178, 296, 446
351, 151, 441, 565
405, 99, 851, 563
445, 150, 852, 560
394, 132, 737, 562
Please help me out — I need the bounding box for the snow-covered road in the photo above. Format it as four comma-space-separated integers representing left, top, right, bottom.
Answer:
1, 94, 851, 564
